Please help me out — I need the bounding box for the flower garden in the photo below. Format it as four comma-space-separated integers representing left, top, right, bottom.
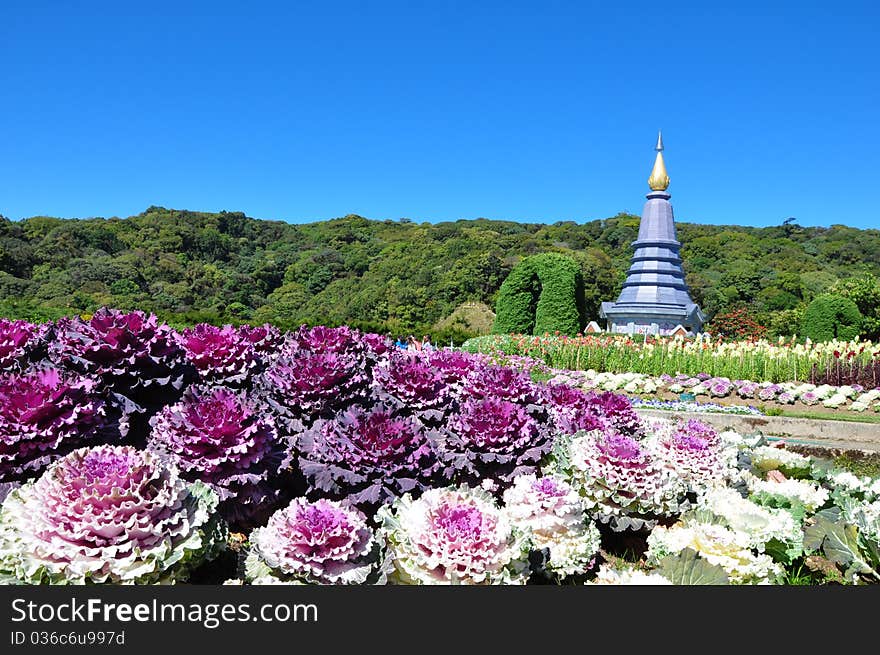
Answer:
0, 309, 879, 585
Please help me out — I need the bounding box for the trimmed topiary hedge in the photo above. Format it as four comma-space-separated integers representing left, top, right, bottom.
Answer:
800, 293, 862, 342
492, 253, 584, 336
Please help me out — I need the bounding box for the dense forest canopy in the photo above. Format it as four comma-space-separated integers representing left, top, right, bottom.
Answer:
1, 206, 878, 342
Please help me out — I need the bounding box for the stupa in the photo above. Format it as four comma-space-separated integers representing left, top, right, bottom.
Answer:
599, 133, 705, 335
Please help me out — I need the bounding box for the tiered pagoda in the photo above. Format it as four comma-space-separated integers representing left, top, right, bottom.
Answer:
599, 133, 705, 335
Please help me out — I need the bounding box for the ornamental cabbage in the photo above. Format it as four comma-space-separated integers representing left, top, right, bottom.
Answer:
425, 349, 482, 386
646, 521, 783, 584
583, 391, 643, 436
748, 445, 813, 478
377, 486, 530, 585
0, 445, 225, 584
588, 564, 672, 585
372, 352, 453, 423
695, 487, 803, 555
744, 472, 830, 513
463, 364, 543, 406
542, 384, 607, 437
237, 323, 284, 357
437, 394, 552, 487
502, 474, 601, 578
649, 420, 729, 495
0, 366, 120, 483
260, 348, 372, 429
557, 431, 687, 528
48, 308, 189, 407
148, 385, 289, 529
295, 404, 442, 508
0, 319, 47, 370
244, 498, 386, 585
179, 324, 260, 385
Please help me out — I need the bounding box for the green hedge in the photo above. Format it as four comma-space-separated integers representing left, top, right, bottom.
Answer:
800, 293, 862, 341
492, 253, 584, 336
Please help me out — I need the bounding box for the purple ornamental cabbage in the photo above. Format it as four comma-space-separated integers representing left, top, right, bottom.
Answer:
463, 364, 544, 406
49, 308, 189, 407
148, 385, 290, 529
0, 445, 225, 584
179, 323, 259, 385
260, 325, 383, 429
542, 384, 608, 436
737, 382, 760, 399
426, 349, 482, 386
0, 367, 120, 483
260, 348, 372, 429
238, 323, 284, 356
295, 405, 441, 508
372, 351, 453, 423
0, 319, 47, 370
437, 395, 552, 488
757, 384, 782, 402
582, 391, 643, 436
245, 498, 385, 584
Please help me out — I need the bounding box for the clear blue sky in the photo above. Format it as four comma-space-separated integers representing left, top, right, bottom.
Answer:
1, 1, 878, 229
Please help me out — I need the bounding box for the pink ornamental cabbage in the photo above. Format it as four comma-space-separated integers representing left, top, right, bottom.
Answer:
377, 486, 530, 584
0, 319, 46, 370
0, 366, 118, 483
148, 385, 289, 529
245, 498, 384, 584
237, 323, 284, 356
179, 323, 260, 385
426, 349, 482, 386
438, 395, 552, 487
651, 422, 728, 494
296, 405, 441, 507
562, 431, 687, 526
49, 308, 189, 405
0, 445, 225, 584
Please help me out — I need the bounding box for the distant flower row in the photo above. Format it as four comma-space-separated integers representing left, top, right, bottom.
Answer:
463, 333, 880, 384
550, 369, 880, 412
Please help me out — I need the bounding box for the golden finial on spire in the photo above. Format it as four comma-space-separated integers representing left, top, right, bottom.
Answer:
648, 130, 670, 191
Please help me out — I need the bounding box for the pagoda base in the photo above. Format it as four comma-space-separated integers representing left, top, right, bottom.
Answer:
599, 302, 704, 336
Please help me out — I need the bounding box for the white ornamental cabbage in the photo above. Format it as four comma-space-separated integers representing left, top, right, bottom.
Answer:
697, 487, 802, 552
502, 474, 601, 577
588, 564, 672, 585
745, 473, 830, 512
646, 521, 783, 584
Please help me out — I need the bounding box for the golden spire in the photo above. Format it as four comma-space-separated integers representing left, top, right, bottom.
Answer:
647, 130, 670, 191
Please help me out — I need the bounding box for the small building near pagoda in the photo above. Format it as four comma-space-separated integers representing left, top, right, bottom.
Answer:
599, 133, 705, 336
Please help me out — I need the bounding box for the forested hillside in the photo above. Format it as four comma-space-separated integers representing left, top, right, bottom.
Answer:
1, 206, 878, 341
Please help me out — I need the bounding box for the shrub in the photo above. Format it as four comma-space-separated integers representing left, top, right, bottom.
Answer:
800, 294, 862, 342
492, 253, 584, 336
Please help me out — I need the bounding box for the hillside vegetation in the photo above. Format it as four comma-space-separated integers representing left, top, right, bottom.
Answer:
1, 206, 878, 341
